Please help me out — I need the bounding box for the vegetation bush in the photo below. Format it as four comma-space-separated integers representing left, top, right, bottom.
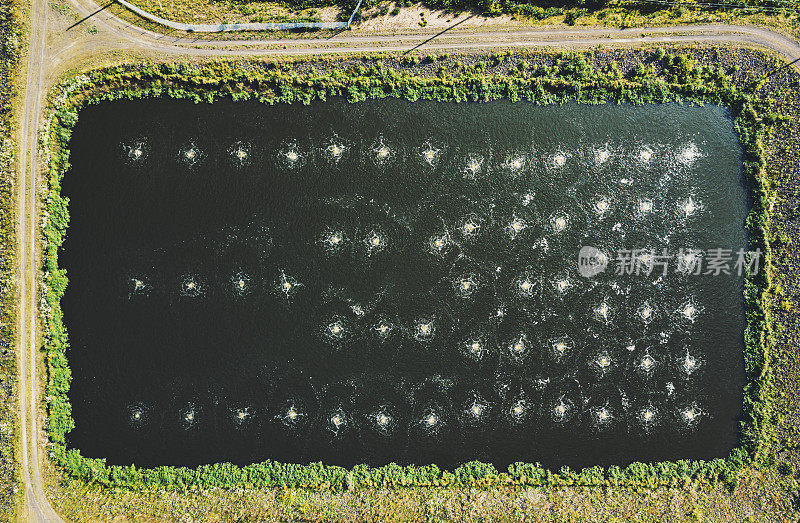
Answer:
0, 0, 21, 517
777, 461, 793, 476
280, 0, 796, 18
40, 51, 777, 492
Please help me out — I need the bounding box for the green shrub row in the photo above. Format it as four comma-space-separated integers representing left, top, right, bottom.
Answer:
0, 0, 21, 517
41, 51, 777, 492
304, 0, 797, 19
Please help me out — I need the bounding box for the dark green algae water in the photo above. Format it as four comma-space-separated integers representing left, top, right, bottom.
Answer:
61, 97, 747, 470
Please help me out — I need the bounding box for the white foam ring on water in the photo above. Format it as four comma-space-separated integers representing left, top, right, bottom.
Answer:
504, 153, 526, 174
464, 393, 490, 423
350, 303, 366, 317
681, 349, 701, 376
280, 141, 302, 166
495, 304, 506, 319
231, 407, 251, 426
551, 396, 571, 422
325, 138, 346, 162
278, 404, 303, 426
594, 145, 612, 165
594, 196, 612, 217
637, 302, 656, 324
553, 275, 571, 296
520, 190, 535, 207
463, 155, 484, 180
635, 250, 655, 274
505, 215, 528, 240
128, 276, 149, 297
516, 271, 536, 298
504, 397, 524, 422
677, 142, 702, 166
463, 336, 487, 361
420, 408, 442, 433
638, 352, 657, 374
179, 142, 203, 167
680, 403, 702, 426
230, 271, 251, 295
179, 274, 203, 297
127, 403, 149, 426
372, 137, 392, 164
635, 198, 654, 217
592, 405, 614, 427
592, 350, 613, 374
637, 146, 654, 164
179, 403, 198, 429
507, 333, 530, 360
123, 140, 147, 162
277, 270, 302, 300
677, 196, 703, 219
321, 227, 346, 252
675, 248, 703, 275
639, 405, 658, 430
364, 228, 387, 254
551, 336, 572, 359
420, 141, 441, 166
454, 273, 479, 299
677, 299, 701, 323
551, 151, 568, 168
460, 214, 482, 239
428, 231, 451, 257
372, 408, 394, 434
228, 141, 251, 166
324, 315, 349, 344
593, 300, 612, 324
373, 316, 395, 341
620, 390, 630, 410
413, 318, 436, 342
329, 408, 348, 435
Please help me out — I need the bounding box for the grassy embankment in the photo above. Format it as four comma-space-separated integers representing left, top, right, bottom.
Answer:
0, 0, 21, 518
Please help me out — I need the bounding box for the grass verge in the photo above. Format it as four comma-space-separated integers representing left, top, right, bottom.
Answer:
0, 0, 23, 518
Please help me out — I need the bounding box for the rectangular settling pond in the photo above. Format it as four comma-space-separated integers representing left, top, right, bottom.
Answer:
62, 98, 747, 470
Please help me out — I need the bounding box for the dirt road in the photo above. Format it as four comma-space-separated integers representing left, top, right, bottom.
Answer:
16, 0, 800, 519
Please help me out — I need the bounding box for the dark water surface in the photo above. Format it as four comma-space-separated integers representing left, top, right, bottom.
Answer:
62, 98, 747, 470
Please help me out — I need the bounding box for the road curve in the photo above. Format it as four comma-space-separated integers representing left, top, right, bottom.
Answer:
18, 0, 63, 517
16, 0, 800, 520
